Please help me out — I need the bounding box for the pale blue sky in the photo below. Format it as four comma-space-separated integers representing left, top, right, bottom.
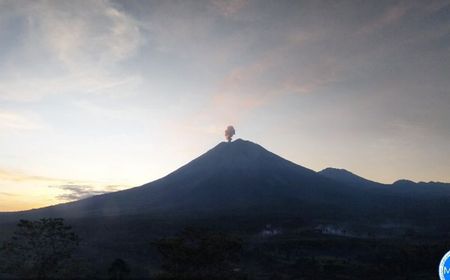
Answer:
0, 0, 449, 210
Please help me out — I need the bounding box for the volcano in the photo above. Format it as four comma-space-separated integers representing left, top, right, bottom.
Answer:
1, 139, 367, 221
2, 139, 450, 224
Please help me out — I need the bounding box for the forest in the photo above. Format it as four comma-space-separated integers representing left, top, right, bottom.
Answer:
1, 216, 448, 279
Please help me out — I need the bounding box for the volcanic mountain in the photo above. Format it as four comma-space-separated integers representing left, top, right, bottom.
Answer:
2, 139, 449, 224
0, 139, 365, 220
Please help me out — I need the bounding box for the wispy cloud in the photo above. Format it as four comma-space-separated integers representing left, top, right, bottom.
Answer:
0, 0, 142, 102
40, 2, 141, 68
74, 99, 143, 121
212, 0, 249, 17
0, 168, 63, 183
357, 2, 411, 35
50, 184, 122, 201
0, 111, 47, 131
181, 36, 341, 130
0, 192, 17, 197
0, 168, 126, 193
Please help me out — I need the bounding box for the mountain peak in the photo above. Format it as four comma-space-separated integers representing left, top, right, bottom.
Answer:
319, 167, 363, 180
393, 179, 416, 185
319, 167, 383, 188
219, 138, 256, 146
186, 138, 300, 173
320, 167, 354, 176
230, 138, 246, 143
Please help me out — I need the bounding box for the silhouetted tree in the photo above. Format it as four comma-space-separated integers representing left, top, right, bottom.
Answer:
109, 258, 130, 280
154, 227, 245, 280
0, 218, 80, 279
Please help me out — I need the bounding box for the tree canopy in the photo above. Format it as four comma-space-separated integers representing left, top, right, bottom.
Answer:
155, 228, 245, 280
0, 218, 80, 279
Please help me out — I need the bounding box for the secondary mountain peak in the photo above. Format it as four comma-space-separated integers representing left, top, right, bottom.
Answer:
320, 167, 355, 176
319, 168, 384, 188
392, 179, 416, 185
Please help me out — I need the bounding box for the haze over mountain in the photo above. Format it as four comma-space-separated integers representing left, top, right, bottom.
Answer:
1, 139, 449, 226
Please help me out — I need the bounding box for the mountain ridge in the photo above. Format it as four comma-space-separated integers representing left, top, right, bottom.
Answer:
1, 139, 449, 226
0, 139, 366, 220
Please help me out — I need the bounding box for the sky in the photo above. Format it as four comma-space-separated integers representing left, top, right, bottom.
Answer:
0, 0, 449, 211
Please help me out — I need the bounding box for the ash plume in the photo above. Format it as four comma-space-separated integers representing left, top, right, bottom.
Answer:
225, 125, 235, 142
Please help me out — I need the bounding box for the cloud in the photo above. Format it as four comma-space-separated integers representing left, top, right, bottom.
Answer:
73, 99, 145, 121
36, 0, 141, 68
50, 184, 122, 201
0, 192, 17, 197
0, 111, 47, 131
0, 168, 126, 191
212, 0, 249, 17
0, 167, 128, 206
0, 0, 142, 102
0, 168, 63, 183
137, 1, 215, 54
357, 2, 411, 35
195, 42, 340, 123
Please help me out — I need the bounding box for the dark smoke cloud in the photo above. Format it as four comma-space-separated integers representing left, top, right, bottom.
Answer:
225, 125, 235, 142
49, 184, 121, 201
